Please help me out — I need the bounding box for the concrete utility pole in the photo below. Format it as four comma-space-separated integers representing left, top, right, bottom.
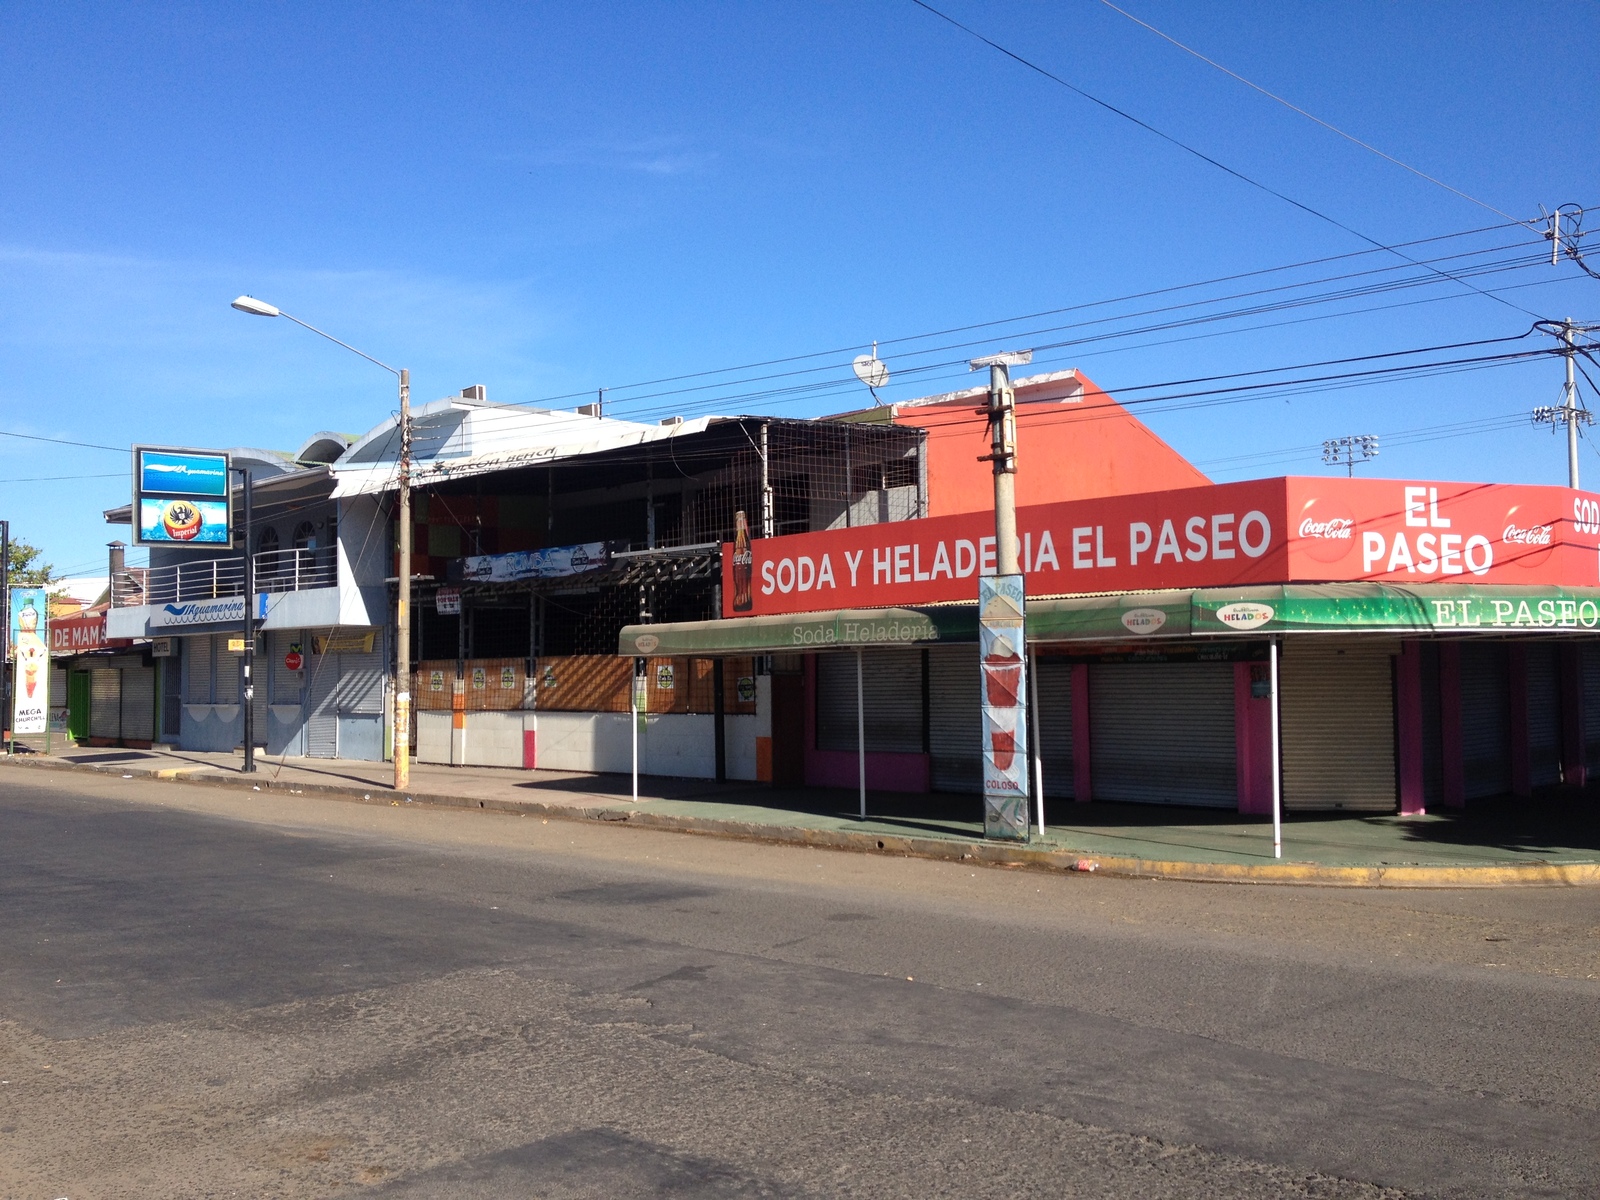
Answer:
1532, 319, 1596, 489
238, 468, 255, 774
971, 350, 1032, 571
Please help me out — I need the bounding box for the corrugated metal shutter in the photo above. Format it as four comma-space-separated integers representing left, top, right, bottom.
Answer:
1525, 644, 1561, 789
1279, 638, 1397, 812
215, 638, 240, 705
120, 666, 156, 742
1090, 662, 1236, 807
186, 634, 212, 703
1034, 658, 1074, 799
306, 647, 338, 758
271, 631, 303, 705
90, 669, 121, 739
1419, 643, 1443, 811
335, 646, 385, 715
1460, 642, 1510, 800
161, 655, 182, 740
815, 649, 922, 752
50, 665, 68, 706
928, 643, 980, 793
1583, 643, 1600, 776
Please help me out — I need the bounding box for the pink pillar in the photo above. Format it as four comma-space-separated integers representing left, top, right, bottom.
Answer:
1395, 642, 1425, 815
1072, 664, 1092, 802
1560, 644, 1586, 789
1439, 642, 1465, 808
1509, 644, 1531, 799
1234, 663, 1273, 814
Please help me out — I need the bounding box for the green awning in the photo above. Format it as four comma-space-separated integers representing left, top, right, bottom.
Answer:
618, 585, 1600, 655
618, 606, 978, 656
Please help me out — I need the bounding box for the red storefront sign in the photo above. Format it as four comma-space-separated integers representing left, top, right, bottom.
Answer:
48, 612, 125, 654
723, 477, 1600, 617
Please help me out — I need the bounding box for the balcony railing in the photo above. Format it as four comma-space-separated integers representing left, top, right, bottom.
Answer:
113, 548, 337, 607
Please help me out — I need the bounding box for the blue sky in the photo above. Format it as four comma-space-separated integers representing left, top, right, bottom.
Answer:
2, 1, 1597, 578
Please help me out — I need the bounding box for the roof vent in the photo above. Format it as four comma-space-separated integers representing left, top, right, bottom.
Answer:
659, 415, 684, 427
461, 384, 487, 401
576, 403, 601, 417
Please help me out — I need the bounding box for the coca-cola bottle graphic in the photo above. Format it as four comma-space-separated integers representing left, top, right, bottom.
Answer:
732, 510, 753, 612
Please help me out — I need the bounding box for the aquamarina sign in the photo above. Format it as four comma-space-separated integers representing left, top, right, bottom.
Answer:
150, 596, 248, 627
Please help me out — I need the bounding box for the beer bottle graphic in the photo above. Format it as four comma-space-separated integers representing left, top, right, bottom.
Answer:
732, 510, 754, 612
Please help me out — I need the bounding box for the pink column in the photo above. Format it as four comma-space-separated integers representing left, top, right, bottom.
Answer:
1395, 642, 1425, 815
1560, 644, 1586, 789
1509, 643, 1531, 800
1440, 642, 1465, 808
1234, 663, 1273, 814
1072, 664, 1092, 802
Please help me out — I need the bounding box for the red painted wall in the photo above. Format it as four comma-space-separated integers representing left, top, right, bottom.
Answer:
891, 370, 1212, 518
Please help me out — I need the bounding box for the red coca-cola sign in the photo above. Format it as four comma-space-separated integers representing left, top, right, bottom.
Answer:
1293, 495, 1358, 565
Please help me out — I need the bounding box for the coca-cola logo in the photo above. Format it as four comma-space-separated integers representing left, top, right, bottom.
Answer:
1294, 496, 1358, 564
1501, 503, 1555, 569
1502, 524, 1552, 546
1298, 517, 1353, 539
733, 548, 752, 566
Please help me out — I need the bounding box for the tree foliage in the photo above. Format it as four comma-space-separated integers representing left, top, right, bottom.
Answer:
6, 538, 55, 587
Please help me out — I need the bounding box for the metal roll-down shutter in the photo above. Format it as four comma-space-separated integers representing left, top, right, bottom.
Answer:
119, 666, 156, 742
1524, 643, 1561, 789
306, 643, 338, 758
90, 669, 121, 740
815, 648, 923, 752
927, 643, 980, 793
1032, 657, 1074, 799
1460, 642, 1510, 801
1089, 662, 1235, 807
1583, 643, 1600, 777
1279, 638, 1397, 812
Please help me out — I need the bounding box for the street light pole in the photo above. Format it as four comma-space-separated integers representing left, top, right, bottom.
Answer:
237, 467, 256, 773
230, 295, 412, 789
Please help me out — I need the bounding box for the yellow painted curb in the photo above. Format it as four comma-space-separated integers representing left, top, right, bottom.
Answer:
1060, 854, 1600, 888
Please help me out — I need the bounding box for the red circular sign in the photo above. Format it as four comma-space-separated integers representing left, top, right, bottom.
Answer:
284, 650, 304, 672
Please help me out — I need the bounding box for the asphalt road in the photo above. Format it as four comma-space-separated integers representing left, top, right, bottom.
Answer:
1, 769, 1597, 1198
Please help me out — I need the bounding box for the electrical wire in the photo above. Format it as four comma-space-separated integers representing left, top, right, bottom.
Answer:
0, 429, 125, 453
1094, 0, 1532, 228
905, 0, 1546, 319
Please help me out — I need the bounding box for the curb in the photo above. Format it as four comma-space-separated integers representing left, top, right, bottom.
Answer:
5, 754, 1597, 888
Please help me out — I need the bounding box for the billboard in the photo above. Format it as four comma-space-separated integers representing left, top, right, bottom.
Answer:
132, 446, 232, 547
722, 477, 1600, 617
978, 574, 1029, 841
10, 588, 49, 735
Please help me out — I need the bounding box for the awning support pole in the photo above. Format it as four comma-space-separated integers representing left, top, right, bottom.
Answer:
1270, 636, 1282, 860
1029, 644, 1044, 837
631, 660, 640, 802
856, 648, 866, 821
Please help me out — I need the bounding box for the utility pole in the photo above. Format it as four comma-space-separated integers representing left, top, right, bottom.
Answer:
973, 351, 1032, 571
238, 468, 255, 774
395, 368, 412, 790
1532, 319, 1596, 489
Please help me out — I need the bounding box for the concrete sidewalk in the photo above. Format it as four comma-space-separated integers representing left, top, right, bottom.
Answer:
6, 743, 1599, 886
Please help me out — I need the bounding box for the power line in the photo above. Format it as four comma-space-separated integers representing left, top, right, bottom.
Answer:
1094, 0, 1531, 228
905, 0, 1546, 320
0, 472, 125, 483
0, 429, 125, 453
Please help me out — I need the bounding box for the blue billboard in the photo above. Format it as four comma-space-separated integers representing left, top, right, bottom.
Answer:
132, 445, 234, 548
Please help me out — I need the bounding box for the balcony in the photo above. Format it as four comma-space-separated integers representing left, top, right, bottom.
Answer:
113, 548, 337, 607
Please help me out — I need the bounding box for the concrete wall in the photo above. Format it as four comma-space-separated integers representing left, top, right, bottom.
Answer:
415, 709, 759, 780
181, 704, 241, 752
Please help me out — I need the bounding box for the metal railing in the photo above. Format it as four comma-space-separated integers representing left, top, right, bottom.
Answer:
114, 548, 337, 607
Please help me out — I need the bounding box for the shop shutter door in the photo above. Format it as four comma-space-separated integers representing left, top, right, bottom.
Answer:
186, 634, 212, 703
1033, 658, 1074, 799
271, 631, 304, 706
50, 665, 68, 707
215, 639, 240, 705
1583, 644, 1600, 775
90, 669, 121, 739
1460, 642, 1510, 800
161, 656, 182, 740
335, 646, 385, 715
815, 649, 922, 752
119, 666, 156, 742
1525, 644, 1561, 789
1090, 662, 1236, 807
928, 643, 980, 793
1278, 639, 1397, 812
306, 650, 338, 758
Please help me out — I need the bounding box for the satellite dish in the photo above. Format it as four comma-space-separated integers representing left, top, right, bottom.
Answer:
852, 343, 889, 403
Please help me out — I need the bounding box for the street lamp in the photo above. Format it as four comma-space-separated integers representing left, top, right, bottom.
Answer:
231, 296, 414, 790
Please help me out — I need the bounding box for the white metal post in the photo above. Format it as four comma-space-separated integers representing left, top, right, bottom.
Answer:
631, 681, 639, 802
1029, 644, 1044, 836
856, 648, 866, 820
1270, 637, 1283, 860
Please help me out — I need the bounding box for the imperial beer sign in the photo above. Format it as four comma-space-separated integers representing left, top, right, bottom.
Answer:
724, 477, 1600, 617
